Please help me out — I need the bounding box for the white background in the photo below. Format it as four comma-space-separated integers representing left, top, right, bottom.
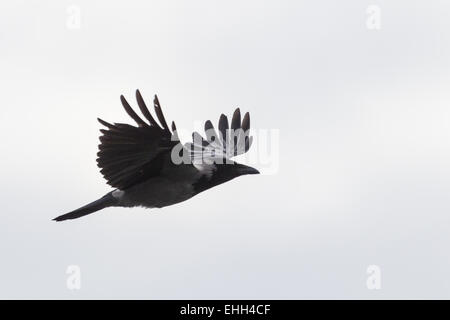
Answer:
1, 0, 450, 298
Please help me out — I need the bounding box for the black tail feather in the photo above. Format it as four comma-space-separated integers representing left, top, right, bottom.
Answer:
53, 192, 117, 222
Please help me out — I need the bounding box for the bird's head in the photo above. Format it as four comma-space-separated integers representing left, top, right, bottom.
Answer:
227, 162, 260, 177
193, 161, 259, 193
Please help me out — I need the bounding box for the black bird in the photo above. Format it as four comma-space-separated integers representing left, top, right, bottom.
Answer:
53, 90, 259, 221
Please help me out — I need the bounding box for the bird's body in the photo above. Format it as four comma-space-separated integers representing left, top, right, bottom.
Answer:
115, 162, 202, 209
54, 91, 258, 221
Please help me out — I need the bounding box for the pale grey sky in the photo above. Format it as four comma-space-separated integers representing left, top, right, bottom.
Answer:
1, 0, 450, 299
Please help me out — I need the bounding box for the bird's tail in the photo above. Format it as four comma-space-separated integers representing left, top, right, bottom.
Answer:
53, 192, 117, 222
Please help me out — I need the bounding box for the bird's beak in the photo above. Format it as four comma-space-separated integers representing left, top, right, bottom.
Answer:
239, 165, 260, 175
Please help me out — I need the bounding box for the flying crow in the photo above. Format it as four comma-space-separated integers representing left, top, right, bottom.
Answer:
53, 90, 259, 221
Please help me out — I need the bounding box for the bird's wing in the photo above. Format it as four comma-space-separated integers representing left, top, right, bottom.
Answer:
96, 90, 182, 190
186, 108, 253, 164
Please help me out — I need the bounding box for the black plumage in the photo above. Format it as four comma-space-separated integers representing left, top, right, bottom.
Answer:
54, 90, 259, 221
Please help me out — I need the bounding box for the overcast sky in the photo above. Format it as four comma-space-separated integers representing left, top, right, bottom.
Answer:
1, 0, 450, 299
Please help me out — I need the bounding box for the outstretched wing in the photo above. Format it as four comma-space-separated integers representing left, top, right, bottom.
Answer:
96, 90, 180, 190
186, 108, 253, 164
